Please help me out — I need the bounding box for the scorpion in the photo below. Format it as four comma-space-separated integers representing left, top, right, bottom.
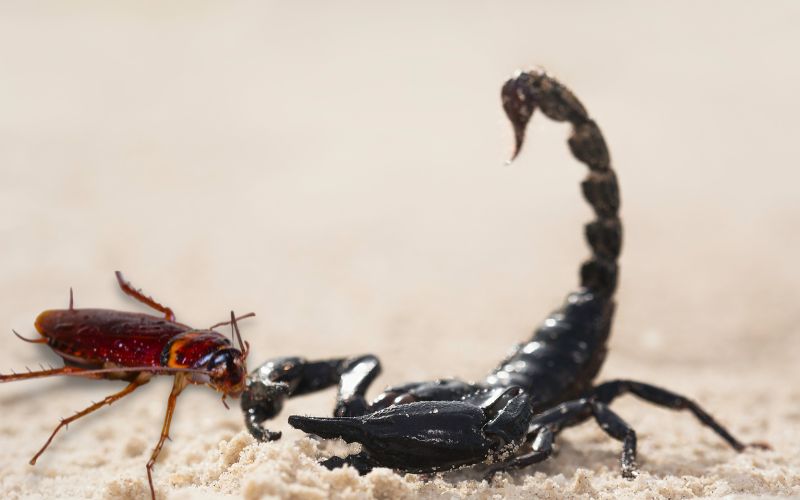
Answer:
240, 69, 766, 478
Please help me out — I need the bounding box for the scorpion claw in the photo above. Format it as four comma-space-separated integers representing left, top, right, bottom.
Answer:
256, 428, 283, 442
241, 381, 291, 442
288, 414, 365, 442
290, 401, 498, 471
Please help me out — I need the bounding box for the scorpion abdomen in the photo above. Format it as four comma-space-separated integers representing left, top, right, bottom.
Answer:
487, 289, 613, 410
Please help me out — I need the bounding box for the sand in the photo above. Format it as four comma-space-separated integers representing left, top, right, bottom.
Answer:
1, 2, 799, 498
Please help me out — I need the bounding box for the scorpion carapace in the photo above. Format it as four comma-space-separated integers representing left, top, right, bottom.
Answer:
242, 69, 765, 478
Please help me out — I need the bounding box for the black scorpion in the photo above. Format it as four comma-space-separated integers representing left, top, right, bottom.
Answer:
241, 69, 766, 478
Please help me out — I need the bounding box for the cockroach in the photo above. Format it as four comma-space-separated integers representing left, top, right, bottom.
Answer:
0, 272, 252, 500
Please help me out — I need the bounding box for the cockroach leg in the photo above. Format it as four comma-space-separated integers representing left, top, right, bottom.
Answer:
146, 374, 188, 500
1, 365, 216, 384
0, 365, 87, 383
114, 271, 176, 322
30, 378, 146, 465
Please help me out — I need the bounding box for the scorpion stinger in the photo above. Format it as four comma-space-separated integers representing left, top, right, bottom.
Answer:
243, 69, 765, 479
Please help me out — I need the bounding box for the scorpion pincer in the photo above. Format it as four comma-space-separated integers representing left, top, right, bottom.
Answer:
241, 68, 767, 478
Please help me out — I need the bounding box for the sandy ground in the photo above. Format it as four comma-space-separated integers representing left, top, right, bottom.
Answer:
1, 2, 799, 499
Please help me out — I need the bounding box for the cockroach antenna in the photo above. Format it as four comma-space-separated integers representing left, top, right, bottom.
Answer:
69, 288, 74, 310
12, 329, 47, 344
208, 312, 255, 330
230, 311, 247, 356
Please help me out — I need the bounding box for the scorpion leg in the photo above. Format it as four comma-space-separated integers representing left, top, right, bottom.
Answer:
368, 378, 477, 414
592, 380, 768, 451
241, 355, 380, 441
591, 401, 638, 478
488, 398, 639, 479
483, 427, 554, 480
320, 452, 377, 475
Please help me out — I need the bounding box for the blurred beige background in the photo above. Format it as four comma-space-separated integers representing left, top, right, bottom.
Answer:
1, 2, 798, 498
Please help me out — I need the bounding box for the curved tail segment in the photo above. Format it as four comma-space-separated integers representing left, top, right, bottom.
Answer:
502, 69, 622, 298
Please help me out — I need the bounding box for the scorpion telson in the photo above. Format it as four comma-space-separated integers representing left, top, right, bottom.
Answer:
241, 69, 767, 478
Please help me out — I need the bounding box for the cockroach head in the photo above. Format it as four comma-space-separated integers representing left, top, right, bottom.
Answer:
205, 347, 247, 397
205, 311, 251, 397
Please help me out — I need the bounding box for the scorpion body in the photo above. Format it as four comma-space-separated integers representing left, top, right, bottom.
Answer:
241, 69, 762, 477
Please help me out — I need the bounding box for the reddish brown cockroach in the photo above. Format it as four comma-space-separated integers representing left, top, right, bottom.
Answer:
0, 272, 253, 500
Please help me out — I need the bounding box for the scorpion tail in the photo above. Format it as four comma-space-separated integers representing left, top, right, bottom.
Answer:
501, 69, 622, 298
